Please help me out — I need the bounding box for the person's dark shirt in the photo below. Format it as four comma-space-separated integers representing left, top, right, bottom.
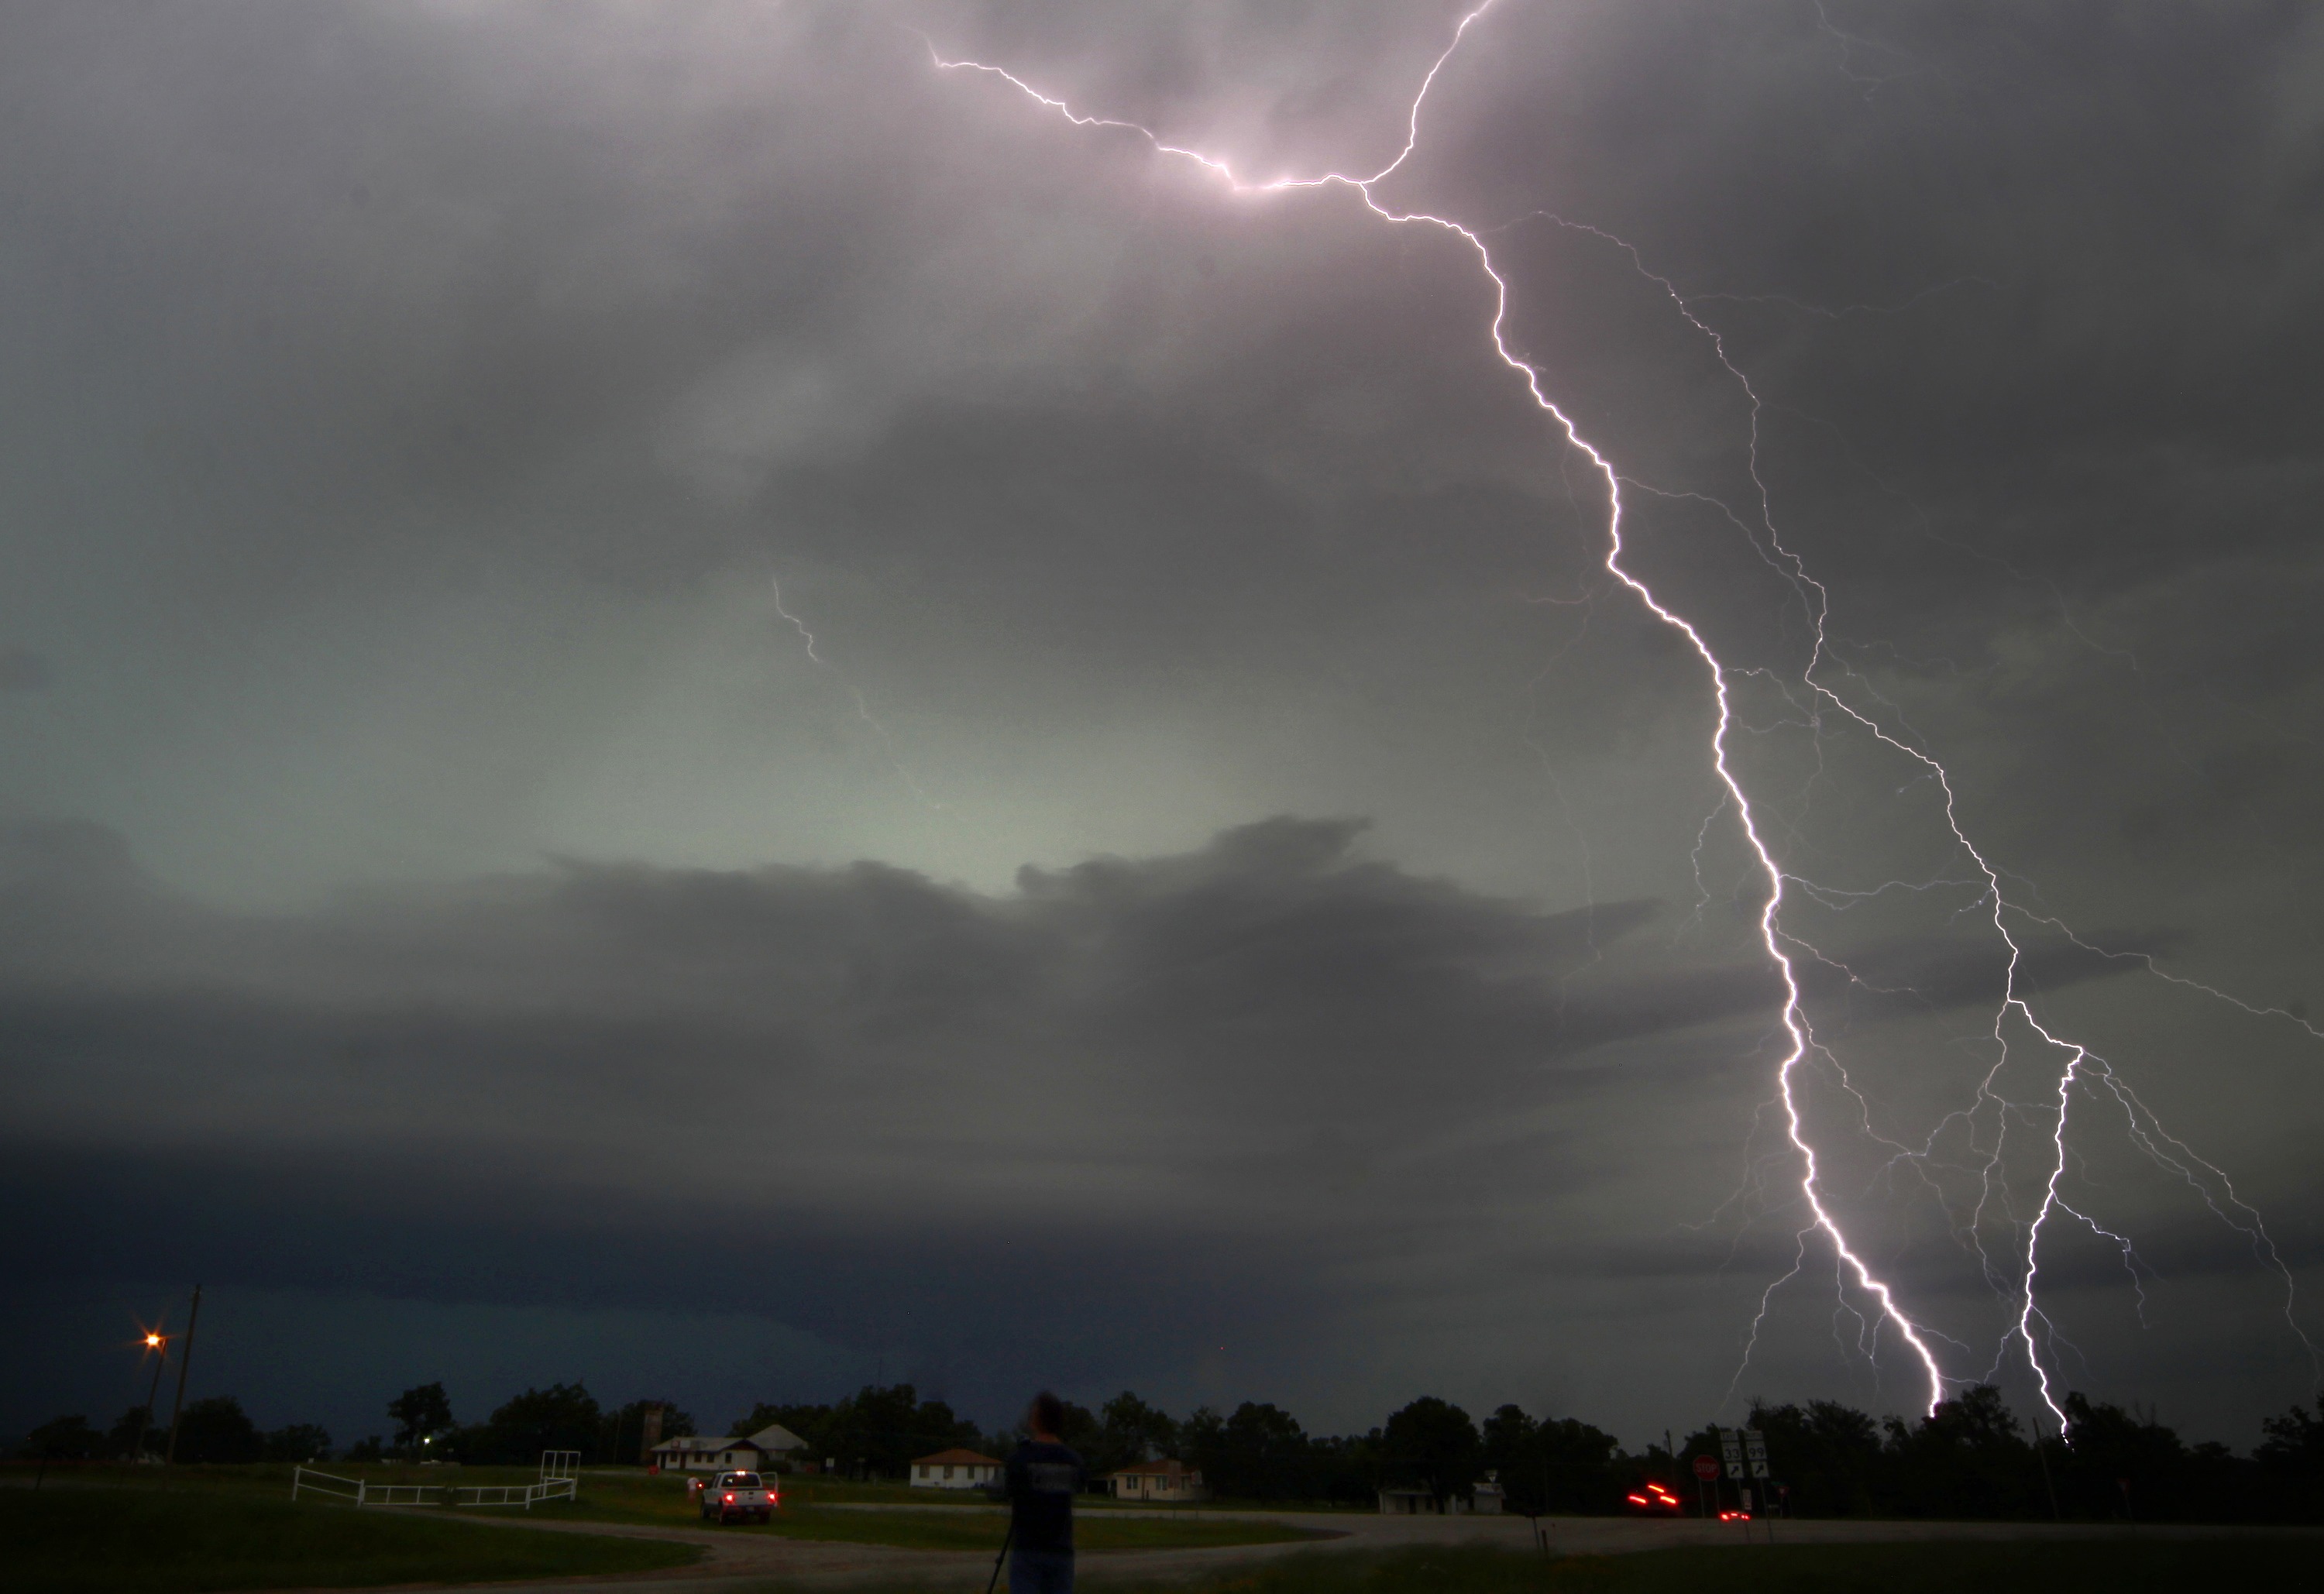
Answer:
1004, 1438, 1082, 1553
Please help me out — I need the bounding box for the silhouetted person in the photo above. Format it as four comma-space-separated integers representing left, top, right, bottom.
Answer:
1003, 1390, 1083, 1594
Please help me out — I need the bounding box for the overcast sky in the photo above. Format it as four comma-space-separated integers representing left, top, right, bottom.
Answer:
4, 0, 2322, 1453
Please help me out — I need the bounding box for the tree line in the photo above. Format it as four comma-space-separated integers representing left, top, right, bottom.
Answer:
632, 1380, 2324, 1524
19, 1399, 328, 1465
1674, 1386, 2324, 1524
19, 1378, 2324, 1523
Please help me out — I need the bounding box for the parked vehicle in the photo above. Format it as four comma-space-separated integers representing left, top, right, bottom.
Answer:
693, 1469, 777, 1524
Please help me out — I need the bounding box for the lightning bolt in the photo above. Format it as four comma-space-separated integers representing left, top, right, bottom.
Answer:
768, 565, 943, 811
925, 2, 2315, 1429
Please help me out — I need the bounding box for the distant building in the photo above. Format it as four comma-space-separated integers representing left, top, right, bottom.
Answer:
910, 1448, 1002, 1489
651, 1423, 812, 1474
1377, 1473, 1502, 1515
1107, 1459, 1207, 1503
744, 1423, 810, 1465
651, 1434, 768, 1472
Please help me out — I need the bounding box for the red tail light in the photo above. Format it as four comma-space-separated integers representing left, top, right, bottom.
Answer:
724, 1493, 734, 1503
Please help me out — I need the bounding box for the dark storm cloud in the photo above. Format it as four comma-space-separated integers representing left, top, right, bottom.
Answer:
0, 816, 1691, 1200
0, 648, 51, 692
0, 809, 2196, 1420
0, 811, 2167, 1200
0, 813, 1731, 1420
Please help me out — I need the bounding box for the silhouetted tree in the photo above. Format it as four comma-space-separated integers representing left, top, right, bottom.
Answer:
459, 1383, 600, 1465
107, 1407, 155, 1460
1092, 1391, 1180, 1474
2258, 1394, 2324, 1522
1748, 1399, 1883, 1516
1483, 1404, 1623, 1515
1884, 1386, 2039, 1519
22, 1415, 101, 1461
172, 1396, 263, 1464
1482, 1405, 1542, 1513
388, 1383, 452, 1455
263, 1423, 332, 1462
1311, 1430, 1384, 1506
813, 1385, 985, 1479
1381, 1397, 1483, 1511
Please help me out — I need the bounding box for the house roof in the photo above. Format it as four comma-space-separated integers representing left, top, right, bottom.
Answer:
1111, 1459, 1197, 1476
746, 1423, 807, 1452
912, 1448, 1001, 1466
652, 1435, 760, 1453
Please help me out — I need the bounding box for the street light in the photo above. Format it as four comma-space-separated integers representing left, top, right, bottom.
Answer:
131, 1323, 170, 1462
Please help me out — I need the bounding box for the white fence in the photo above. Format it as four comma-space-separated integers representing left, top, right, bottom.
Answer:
290, 1467, 365, 1504
293, 1452, 580, 1510
290, 1468, 441, 1506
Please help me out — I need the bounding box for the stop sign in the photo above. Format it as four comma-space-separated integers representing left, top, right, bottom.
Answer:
1693, 1455, 1721, 1482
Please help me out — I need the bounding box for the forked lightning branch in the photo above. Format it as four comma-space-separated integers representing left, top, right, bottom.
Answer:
925, 0, 2317, 1428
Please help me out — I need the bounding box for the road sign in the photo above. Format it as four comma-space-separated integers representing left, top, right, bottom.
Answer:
1745, 1429, 1769, 1479
1693, 1455, 1720, 1482
1720, 1431, 1744, 1479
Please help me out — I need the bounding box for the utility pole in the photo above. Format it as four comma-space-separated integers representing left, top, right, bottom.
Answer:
163, 1286, 202, 1468
2030, 1410, 2061, 1521
131, 1315, 170, 1461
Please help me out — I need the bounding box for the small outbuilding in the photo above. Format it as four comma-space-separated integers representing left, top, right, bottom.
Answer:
910, 1448, 1002, 1489
1107, 1459, 1208, 1503
1377, 1475, 1501, 1516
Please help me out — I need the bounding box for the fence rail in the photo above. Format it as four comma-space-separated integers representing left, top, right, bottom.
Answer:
290, 1466, 373, 1504
452, 1477, 576, 1508
291, 1458, 579, 1510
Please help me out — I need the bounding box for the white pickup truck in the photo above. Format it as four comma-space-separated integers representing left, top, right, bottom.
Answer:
692, 1469, 778, 1524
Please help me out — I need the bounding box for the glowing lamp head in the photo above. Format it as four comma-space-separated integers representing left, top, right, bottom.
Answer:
144, 1333, 162, 1348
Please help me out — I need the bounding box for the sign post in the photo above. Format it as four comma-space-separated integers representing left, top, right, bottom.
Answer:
1717, 1430, 1749, 1540
1744, 1430, 1771, 1541
1691, 1451, 1719, 1518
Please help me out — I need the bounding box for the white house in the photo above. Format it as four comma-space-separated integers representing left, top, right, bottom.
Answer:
651, 1434, 768, 1472
650, 1424, 813, 1474
909, 1448, 1002, 1489
1108, 1459, 1208, 1503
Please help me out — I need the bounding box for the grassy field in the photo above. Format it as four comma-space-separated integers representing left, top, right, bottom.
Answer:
535, 1469, 1328, 1551
763, 1506, 1330, 1552
1076, 1538, 2322, 1594
0, 1487, 699, 1594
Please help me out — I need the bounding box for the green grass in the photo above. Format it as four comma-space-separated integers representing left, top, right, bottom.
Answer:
1076, 1538, 2323, 1594
0, 1488, 700, 1593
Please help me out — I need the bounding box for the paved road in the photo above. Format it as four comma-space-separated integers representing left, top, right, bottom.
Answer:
384, 1500, 2324, 1592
